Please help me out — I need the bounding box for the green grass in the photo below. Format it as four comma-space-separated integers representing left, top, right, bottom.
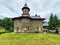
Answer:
0, 33, 60, 45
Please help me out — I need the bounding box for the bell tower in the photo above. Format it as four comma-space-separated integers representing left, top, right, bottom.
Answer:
22, 3, 30, 16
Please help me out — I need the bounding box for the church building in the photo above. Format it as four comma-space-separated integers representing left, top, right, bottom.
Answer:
13, 3, 45, 33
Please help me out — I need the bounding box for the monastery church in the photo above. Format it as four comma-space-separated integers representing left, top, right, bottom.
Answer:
13, 3, 45, 33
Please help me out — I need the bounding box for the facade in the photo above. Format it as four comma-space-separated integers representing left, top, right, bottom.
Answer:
13, 3, 45, 33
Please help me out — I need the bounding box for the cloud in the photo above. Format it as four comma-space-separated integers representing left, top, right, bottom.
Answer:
0, 0, 60, 19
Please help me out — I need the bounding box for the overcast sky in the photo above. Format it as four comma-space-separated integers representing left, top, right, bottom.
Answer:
0, 0, 60, 20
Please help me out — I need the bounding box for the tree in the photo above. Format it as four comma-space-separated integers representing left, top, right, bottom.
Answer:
48, 14, 54, 30
0, 19, 2, 26
58, 20, 60, 25
53, 15, 59, 29
48, 14, 59, 30
0, 18, 14, 32
4, 18, 14, 32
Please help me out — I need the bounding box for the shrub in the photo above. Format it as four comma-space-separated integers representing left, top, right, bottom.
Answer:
0, 27, 7, 34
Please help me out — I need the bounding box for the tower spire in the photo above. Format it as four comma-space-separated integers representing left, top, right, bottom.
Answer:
24, 3, 28, 7
22, 2, 30, 16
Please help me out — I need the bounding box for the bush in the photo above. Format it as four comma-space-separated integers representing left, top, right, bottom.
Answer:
48, 30, 56, 33
0, 27, 7, 34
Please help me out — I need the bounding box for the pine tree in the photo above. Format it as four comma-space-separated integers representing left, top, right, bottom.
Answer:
53, 14, 59, 29
48, 14, 59, 30
48, 14, 54, 30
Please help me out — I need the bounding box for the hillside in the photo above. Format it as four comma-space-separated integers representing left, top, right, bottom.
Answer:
0, 33, 60, 45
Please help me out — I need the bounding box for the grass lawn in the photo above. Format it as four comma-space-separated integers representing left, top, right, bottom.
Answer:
0, 33, 60, 45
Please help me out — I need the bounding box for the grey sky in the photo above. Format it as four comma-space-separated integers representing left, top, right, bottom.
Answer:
0, 0, 60, 20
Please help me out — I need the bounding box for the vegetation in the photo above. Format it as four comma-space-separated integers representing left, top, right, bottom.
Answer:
53, 15, 59, 29
0, 33, 60, 45
0, 27, 7, 34
0, 18, 14, 33
48, 14, 60, 30
57, 19, 60, 26
48, 14, 54, 30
